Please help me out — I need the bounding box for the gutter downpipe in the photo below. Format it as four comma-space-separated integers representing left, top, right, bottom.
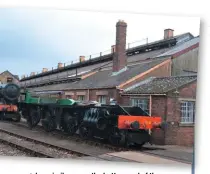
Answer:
87, 89, 90, 101
149, 95, 152, 135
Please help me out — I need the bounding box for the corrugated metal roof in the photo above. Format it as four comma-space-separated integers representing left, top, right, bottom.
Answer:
155, 37, 199, 58
23, 33, 198, 90
21, 33, 193, 82
30, 58, 168, 92
123, 75, 197, 94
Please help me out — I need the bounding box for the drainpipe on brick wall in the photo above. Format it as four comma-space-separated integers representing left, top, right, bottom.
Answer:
149, 95, 152, 135
87, 89, 90, 101
164, 96, 168, 145
149, 95, 152, 116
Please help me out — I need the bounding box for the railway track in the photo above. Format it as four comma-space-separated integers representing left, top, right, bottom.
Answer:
0, 128, 89, 159
0, 126, 142, 162
12, 121, 130, 152
1, 120, 192, 164
0, 139, 53, 158
13, 120, 165, 151
0, 127, 141, 163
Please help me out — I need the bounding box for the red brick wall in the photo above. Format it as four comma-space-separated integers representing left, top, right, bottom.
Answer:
179, 81, 197, 98
165, 97, 180, 145
89, 88, 117, 103
150, 96, 167, 145
165, 81, 196, 146
66, 88, 117, 104
177, 127, 194, 146
118, 93, 129, 106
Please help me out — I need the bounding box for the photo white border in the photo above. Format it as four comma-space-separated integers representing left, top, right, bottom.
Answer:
0, 0, 209, 173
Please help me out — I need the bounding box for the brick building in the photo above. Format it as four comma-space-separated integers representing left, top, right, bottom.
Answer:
19, 20, 199, 146
0, 70, 19, 84
20, 20, 198, 89
121, 75, 197, 146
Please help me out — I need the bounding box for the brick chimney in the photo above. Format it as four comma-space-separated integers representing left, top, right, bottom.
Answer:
30, 72, 35, 76
112, 20, 127, 73
79, 56, 85, 62
58, 62, 64, 69
42, 68, 48, 73
164, 29, 174, 39
111, 45, 116, 53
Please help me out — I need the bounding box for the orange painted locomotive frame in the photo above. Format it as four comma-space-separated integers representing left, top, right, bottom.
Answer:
0, 104, 18, 112
118, 115, 162, 130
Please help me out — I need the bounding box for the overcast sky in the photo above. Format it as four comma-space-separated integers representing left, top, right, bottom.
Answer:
0, 8, 200, 77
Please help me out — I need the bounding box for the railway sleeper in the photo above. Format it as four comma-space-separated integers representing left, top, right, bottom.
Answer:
0, 138, 54, 158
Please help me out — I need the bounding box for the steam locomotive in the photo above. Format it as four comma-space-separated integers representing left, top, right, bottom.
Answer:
0, 83, 21, 122
18, 90, 166, 147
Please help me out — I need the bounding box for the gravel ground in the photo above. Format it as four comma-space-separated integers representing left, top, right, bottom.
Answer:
0, 132, 79, 158
0, 142, 31, 157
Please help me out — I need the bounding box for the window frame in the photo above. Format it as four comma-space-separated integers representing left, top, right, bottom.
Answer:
98, 95, 107, 104
77, 95, 85, 101
180, 100, 195, 124
130, 98, 150, 114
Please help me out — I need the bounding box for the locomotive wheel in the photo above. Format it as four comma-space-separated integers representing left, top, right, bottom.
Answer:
0, 113, 5, 121
41, 111, 56, 132
62, 112, 77, 136
28, 108, 41, 128
79, 123, 93, 140
12, 112, 21, 122
96, 117, 107, 130
108, 127, 124, 146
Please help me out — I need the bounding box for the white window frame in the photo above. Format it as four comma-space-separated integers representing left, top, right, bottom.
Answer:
78, 95, 85, 101
98, 95, 107, 104
180, 101, 195, 124
130, 98, 149, 114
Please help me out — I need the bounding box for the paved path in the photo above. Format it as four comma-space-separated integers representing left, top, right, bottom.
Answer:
142, 144, 193, 163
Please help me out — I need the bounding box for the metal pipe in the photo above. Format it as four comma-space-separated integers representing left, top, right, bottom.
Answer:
149, 95, 152, 116
149, 95, 152, 135
121, 93, 166, 96
87, 89, 90, 101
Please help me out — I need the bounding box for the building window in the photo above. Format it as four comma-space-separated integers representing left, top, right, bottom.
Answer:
98, 95, 107, 104
7, 77, 13, 83
180, 101, 195, 123
131, 98, 149, 114
66, 95, 72, 99
78, 95, 85, 101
